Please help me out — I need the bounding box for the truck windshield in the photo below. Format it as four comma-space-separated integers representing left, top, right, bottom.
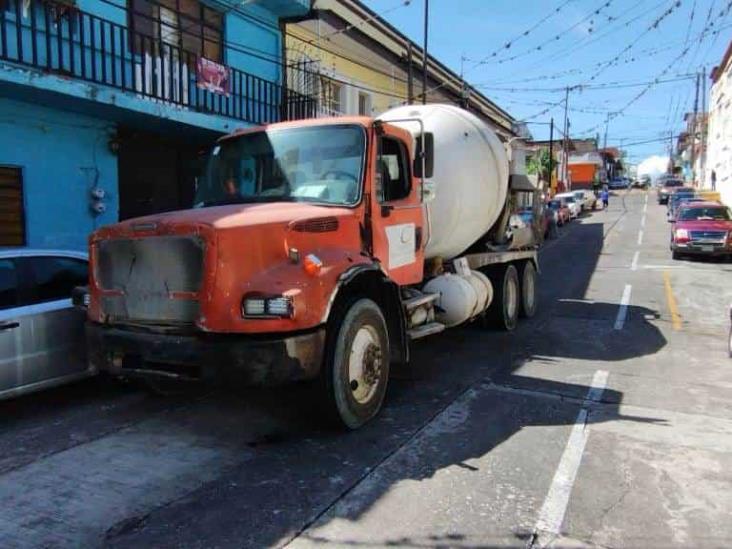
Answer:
195, 125, 366, 207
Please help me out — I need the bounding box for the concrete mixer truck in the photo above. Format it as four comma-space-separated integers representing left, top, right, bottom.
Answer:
84, 104, 540, 429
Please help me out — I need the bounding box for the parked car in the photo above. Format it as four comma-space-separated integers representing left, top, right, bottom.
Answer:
608, 178, 629, 190
657, 177, 685, 204
555, 193, 581, 218
547, 199, 571, 226
0, 249, 91, 400
518, 206, 552, 239
632, 175, 651, 189
572, 189, 597, 211
667, 193, 704, 221
670, 202, 732, 259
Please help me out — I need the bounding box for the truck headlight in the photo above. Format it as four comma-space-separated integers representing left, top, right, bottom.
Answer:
675, 228, 689, 242
242, 295, 293, 318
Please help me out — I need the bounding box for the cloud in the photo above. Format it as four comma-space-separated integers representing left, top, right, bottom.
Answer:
638, 155, 670, 180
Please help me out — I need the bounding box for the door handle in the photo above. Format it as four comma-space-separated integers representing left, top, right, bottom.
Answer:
0, 321, 19, 331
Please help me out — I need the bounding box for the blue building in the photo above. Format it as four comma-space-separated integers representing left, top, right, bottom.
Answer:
0, 0, 312, 250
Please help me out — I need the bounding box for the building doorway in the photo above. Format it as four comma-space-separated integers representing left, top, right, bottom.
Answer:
117, 128, 204, 220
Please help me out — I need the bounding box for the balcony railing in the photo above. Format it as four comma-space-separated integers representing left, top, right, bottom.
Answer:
0, 0, 317, 125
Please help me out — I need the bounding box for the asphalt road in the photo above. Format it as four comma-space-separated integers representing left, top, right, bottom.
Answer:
1, 190, 731, 548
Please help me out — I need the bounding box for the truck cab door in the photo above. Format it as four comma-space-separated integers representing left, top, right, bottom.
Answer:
370, 131, 424, 285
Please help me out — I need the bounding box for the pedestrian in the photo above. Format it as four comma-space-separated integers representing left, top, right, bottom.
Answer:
711, 169, 717, 191
600, 188, 609, 209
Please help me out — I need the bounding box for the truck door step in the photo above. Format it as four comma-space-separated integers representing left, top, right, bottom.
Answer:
403, 292, 440, 312
408, 322, 446, 340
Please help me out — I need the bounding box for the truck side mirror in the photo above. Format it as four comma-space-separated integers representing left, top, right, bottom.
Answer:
414, 133, 434, 179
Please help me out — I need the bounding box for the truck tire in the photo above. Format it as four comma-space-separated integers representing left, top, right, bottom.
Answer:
518, 261, 538, 318
321, 298, 390, 430
483, 264, 520, 331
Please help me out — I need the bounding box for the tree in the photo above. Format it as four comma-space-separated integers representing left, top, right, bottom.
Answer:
526, 149, 557, 185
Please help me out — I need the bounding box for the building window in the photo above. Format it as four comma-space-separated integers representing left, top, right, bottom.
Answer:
0, 166, 25, 247
129, 0, 224, 62
358, 92, 371, 116
321, 79, 342, 116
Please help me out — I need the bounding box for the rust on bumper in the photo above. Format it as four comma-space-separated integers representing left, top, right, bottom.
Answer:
87, 323, 325, 386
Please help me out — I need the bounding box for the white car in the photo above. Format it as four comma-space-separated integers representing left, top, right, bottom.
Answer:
555, 193, 582, 218
572, 190, 597, 211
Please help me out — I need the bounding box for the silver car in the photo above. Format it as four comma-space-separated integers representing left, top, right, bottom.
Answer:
0, 248, 92, 400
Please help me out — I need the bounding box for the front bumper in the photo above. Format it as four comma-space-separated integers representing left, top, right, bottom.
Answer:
87, 323, 326, 386
671, 243, 732, 256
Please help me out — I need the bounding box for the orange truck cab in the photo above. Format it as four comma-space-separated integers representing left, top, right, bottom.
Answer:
86, 117, 428, 427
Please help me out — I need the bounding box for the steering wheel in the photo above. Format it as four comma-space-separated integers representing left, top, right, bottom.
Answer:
322, 170, 357, 182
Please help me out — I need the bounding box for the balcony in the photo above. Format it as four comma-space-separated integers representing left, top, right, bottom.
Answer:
0, 0, 316, 127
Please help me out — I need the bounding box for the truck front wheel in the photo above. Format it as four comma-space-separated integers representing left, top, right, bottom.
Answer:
321, 298, 390, 429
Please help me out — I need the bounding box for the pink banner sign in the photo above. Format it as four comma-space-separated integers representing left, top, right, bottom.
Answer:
196, 57, 230, 96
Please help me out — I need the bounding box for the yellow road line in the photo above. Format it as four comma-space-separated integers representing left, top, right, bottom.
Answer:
663, 271, 682, 331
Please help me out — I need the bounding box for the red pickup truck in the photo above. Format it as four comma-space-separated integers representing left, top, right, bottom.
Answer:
670, 201, 732, 259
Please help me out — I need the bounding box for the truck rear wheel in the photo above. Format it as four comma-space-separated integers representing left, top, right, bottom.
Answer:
321, 298, 390, 430
483, 264, 520, 331
518, 261, 538, 318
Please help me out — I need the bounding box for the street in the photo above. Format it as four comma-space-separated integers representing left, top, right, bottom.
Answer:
0, 189, 730, 548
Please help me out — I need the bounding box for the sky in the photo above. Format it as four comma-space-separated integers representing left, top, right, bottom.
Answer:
362, 0, 731, 166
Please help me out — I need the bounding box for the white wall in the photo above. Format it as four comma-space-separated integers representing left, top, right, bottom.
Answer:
707, 61, 732, 206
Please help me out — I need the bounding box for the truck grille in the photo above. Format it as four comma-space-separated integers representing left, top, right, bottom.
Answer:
96, 236, 205, 324
689, 230, 726, 242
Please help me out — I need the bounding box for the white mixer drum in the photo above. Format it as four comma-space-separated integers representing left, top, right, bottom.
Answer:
379, 104, 510, 260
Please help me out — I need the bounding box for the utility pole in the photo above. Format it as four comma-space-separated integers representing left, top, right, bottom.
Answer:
691, 71, 700, 184
562, 86, 570, 190
407, 43, 414, 105
603, 113, 610, 150
668, 131, 674, 174
548, 117, 554, 195
700, 66, 707, 187
422, 0, 429, 105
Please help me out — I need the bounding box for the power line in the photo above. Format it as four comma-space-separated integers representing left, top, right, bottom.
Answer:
522, 0, 665, 71
465, 0, 577, 66
482, 0, 616, 67
578, 3, 730, 135
286, 33, 410, 85
473, 74, 696, 93
580, 0, 685, 86
415, 0, 586, 98
297, 0, 413, 46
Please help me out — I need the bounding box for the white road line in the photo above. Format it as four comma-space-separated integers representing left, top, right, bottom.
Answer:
640, 215, 646, 228
643, 202, 648, 214
531, 370, 609, 547
644, 194, 648, 206
614, 284, 632, 330
631, 251, 640, 271
637, 230, 644, 246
